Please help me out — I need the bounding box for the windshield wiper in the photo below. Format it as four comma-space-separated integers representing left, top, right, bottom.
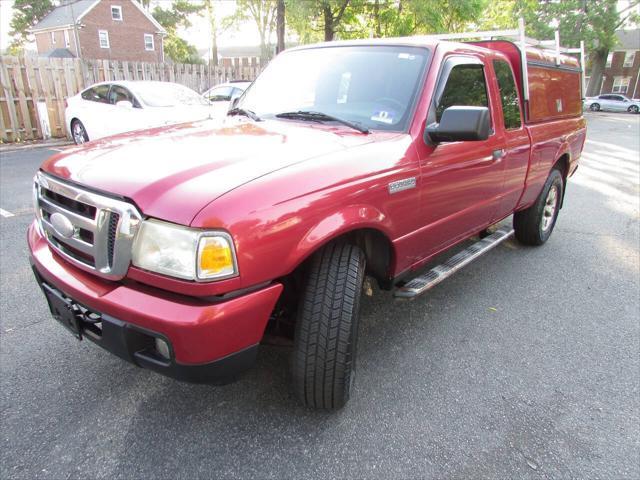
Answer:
275, 110, 370, 134
227, 107, 261, 122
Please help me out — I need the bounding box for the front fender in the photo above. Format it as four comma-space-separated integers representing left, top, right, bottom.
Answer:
285, 204, 394, 271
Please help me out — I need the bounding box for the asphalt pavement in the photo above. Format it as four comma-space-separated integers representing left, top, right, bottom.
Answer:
1, 112, 638, 479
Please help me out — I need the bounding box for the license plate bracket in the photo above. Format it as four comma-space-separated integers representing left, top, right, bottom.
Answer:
42, 284, 83, 340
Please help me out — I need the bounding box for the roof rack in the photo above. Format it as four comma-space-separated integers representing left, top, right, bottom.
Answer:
425, 18, 586, 101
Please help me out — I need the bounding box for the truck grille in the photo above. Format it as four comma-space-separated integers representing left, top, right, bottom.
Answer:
34, 172, 142, 280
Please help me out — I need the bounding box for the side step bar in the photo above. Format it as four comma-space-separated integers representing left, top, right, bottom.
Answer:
394, 226, 514, 299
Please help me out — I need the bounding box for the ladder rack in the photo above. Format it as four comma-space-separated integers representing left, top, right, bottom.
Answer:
424, 18, 586, 101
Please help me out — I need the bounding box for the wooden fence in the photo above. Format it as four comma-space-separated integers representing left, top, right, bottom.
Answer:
0, 56, 262, 142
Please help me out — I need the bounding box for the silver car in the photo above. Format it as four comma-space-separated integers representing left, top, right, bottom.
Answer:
584, 94, 640, 113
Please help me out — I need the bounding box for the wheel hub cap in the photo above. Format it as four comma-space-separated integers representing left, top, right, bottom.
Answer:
542, 185, 558, 232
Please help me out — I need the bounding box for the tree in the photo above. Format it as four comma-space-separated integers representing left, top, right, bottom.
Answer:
526, 0, 639, 96
478, 0, 639, 96
359, 0, 487, 38
8, 0, 54, 54
204, 0, 219, 66
152, 0, 205, 64
276, 0, 286, 54
320, 0, 351, 41
223, 0, 278, 62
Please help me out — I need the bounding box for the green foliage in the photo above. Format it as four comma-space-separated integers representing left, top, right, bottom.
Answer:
152, 0, 204, 32
8, 0, 54, 54
163, 36, 204, 64
152, 0, 204, 64
222, 0, 278, 61
286, 0, 487, 44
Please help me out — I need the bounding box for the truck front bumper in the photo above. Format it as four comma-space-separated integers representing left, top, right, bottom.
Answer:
28, 221, 283, 384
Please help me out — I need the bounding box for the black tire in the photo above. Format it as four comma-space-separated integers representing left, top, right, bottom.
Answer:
292, 243, 366, 410
589, 103, 600, 112
71, 119, 89, 145
628, 105, 639, 114
514, 168, 564, 246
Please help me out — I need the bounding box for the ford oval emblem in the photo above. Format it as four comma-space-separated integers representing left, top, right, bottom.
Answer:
50, 212, 75, 239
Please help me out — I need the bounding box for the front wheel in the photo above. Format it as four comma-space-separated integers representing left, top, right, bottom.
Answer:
628, 105, 639, 114
71, 119, 89, 144
291, 243, 366, 410
514, 168, 564, 246
589, 103, 600, 112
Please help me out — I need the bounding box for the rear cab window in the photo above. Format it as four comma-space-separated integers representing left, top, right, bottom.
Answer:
492, 60, 522, 130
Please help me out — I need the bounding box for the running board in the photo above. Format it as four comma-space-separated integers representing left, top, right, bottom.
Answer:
394, 226, 514, 299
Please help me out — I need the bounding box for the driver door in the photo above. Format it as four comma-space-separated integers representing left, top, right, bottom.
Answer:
415, 56, 506, 257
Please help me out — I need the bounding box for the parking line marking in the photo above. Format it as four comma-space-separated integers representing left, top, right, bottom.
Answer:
0, 208, 15, 218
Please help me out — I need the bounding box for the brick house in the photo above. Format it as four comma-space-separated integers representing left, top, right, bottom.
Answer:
588, 29, 640, 98
30, 0, 166, 62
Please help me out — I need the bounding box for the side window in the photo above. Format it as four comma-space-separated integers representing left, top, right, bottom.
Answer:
493, 60, 522, 130
230, 87, 244, 100
81, 85, 110, 104
109, 85, 139, 107
436, 63, 489, 122
207, 86, 234, 102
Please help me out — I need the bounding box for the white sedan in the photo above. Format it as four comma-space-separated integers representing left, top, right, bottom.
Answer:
584, 94, 640, 113
202, 81, 251, 117
65, 81, 213, 144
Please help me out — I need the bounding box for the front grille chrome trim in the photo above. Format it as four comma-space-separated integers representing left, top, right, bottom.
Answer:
35, 172, 142, 280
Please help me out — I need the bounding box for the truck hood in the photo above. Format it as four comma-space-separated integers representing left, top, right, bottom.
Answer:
42, 118, 385, 225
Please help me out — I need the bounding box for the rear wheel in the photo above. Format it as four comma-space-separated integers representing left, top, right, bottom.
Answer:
514, 168, 564, 246
291, 243, 366, 410
628, 105, 639, 114
589, 103, 600, 112
71, 119, 89, 145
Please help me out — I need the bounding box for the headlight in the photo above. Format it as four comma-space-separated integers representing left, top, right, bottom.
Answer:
131, 219, 238, 281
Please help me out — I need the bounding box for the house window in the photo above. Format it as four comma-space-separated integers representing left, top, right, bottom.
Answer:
144, 34, 154, 51
111, 6, 123, 21
99, 30, 110, 49
50, 31, 56, 45
612, 76, 631, 94
623, 51, 636, 68
64, 30, 70, 48
606, 52, 613, 68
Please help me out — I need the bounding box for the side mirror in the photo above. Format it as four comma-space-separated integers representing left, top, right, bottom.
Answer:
425, 106, 491, 144
116, 100, 133, 109
230, 96, 240, 110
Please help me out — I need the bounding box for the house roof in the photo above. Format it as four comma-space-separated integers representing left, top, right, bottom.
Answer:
616, 29, 640, 51
43, 48, 76, 58
30, 0, 166, 34
31, 0, 97, 31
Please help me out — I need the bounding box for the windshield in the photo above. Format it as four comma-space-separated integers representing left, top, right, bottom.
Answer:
134, 83, 209, 107
239, 45, 430, 131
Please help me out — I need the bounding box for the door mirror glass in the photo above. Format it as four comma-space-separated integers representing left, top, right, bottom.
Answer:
425, 106, 491, 143
229, 96, 241, 110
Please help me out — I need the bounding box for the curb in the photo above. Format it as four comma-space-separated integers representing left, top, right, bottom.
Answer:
0, 140, 73, 154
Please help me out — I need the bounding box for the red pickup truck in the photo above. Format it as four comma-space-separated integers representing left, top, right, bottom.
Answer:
29, 37, 586, 409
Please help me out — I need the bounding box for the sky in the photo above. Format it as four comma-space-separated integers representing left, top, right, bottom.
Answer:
0, 0, 265, 53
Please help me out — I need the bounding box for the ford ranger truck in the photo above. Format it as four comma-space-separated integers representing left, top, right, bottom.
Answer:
29, 38, 586, 409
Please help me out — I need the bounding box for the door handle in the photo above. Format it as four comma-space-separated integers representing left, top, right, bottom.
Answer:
492, 149, 505, 161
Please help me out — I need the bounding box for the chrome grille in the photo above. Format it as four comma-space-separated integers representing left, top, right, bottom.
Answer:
34, 172, 142, 280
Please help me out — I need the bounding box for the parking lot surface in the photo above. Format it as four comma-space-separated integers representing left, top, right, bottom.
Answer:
1, 112, 638, 479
